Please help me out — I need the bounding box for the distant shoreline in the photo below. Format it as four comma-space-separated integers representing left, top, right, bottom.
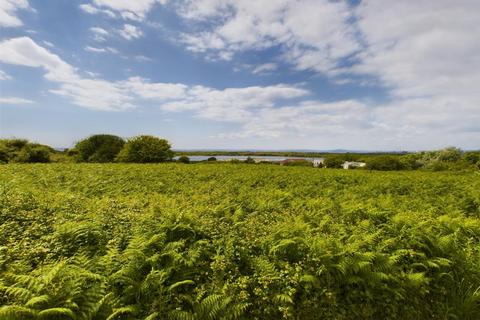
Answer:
173, 150, 410, 157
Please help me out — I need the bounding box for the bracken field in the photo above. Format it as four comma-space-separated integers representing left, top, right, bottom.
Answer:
1, 163, 479, 319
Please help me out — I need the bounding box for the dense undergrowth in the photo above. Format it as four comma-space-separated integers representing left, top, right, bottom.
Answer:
0, 164, 479, 319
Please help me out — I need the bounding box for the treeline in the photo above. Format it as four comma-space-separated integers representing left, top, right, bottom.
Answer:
322, 147, 480, 171
0, 134, 173, 164
1, 135, 479, 171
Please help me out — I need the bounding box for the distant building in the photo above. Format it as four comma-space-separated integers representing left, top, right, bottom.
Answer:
342, 161, 366, 169
312, 158, 324, 167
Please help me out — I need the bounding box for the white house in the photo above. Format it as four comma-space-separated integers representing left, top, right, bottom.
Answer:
312, 158, 324, 167
342, 161, 366, 169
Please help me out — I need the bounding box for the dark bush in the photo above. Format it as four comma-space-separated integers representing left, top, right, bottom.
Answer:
207, 157, 217, 161
462, 151, 480, 165
0, 139, 52, 163
74, 134, 125, 163
282, 159, 312, 167
366, 156, 403, 171
399, 154, 422, 170
3, 139, 28, 149
0, 145, 9, 163
177, 156, 190, 164
15, 145, 51, 163
245, 156, 255, 164
116, 135, 173, 163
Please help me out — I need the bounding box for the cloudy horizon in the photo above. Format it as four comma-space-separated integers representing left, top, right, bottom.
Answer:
1, 0, 479, 150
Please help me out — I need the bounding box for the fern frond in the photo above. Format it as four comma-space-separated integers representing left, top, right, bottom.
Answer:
25, 294, 51, 308
168, 280, 195, 291
37, 307, 75, 319
145, 312, 160, 320
168, 310, 195, 320
5, 286, 33, 302
274, 294, 293, 305
0, 305, 36, 320
106, 306, 138, 320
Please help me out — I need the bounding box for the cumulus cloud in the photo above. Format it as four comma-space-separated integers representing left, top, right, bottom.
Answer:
176, 0, 359, 72
354, 0, 480, 100
119, 24, 143, 40
89, 27, 110, 42
219, 100, 370, 138
168, 0, 479, 148
0, 37, 132, 111
0, 96, 34, 105
159, 84, 309, 122
0, 0, 32, 27
79, 3, 115, 18
4, 0, 480, 152
0, 37, 307, 118
80, 0, 168, 21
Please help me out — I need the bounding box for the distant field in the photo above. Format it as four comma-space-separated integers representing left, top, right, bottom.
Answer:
1, 164, 479, 319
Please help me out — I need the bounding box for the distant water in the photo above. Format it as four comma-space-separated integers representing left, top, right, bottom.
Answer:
173, 155, 324, 162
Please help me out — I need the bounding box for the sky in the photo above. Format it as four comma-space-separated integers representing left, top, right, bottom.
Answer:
0, 0, 479, 150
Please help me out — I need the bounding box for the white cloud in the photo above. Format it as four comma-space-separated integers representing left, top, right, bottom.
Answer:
79, 4, 115, 18
176, 0, 359, 73
353, 0, 480, 100
134, 55, 153, 62
0, 37, 75, 82
122, 76, 188, 100
168, 0, 479, 149
0, 0, 31, 27
0, 38, 309, 118
84, 46, 106, 53
159, 84, 309, 122
0, 37, 132, 111
89, 27, 109, 42
84, 46, 118, 54
2, 2, 479, 151
119, 24, 143, 40
91, 0, 167, 20
42, 40, 54, 48
120, 11, 143, 22
79, 0, 168, 22
0, 70, 11, 80
0, 96, 34, 105
252, 63, 277, 74
219, 100, 370, 139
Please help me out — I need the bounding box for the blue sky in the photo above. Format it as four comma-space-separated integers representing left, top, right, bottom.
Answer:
1, 0, 479, 150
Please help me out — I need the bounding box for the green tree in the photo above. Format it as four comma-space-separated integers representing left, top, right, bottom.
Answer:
116, 135, 173, 163
324, 156, 345, 168
73, 134, 125, 163
436, 147, 462, 162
